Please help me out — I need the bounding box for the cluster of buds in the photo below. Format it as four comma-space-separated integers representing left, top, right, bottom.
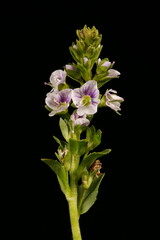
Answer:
67, 25, 102, 81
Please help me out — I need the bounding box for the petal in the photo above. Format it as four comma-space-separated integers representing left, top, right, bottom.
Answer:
97, 58, 101, 64
110, 94, 124, 102
107, 102, 121, 111
48, 104, 69, 116
83, 57, 88, 64
75, 118, 90, 126
59, 89, 72, 103
101, 61, 111, 68
49, 69, 66, 86
81, 80, 99, 99
107, 89, 117, 94
72, 88, 83, 106
65, 64, 76, 71
45, 91, 60, 109
107, 69, 120, 78
77, 104, 98, 116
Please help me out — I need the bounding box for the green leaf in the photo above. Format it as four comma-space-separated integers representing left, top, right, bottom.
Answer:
59, 118, 69, 141
86, 125, 102, 151
78, 148, 111, 176
53, 136, 66, 148
41, 158, 69, 195
53, 135, 61, 145
69, 138, 88, 156
78, 173, 105, 214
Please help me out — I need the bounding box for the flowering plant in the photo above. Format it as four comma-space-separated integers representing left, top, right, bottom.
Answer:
42, 25, 124, 240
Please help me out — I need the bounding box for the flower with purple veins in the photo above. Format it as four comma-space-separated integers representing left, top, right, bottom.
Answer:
72, 80, 100, 116
49, 69, 66, 90
45, 88, 72, 116
105, 89, 124, 112
70, 110, 90, 126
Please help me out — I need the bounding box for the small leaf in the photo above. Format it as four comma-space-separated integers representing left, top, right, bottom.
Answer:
78, 173, 105, 214
41, 158, 69, 195
78, 149, 111, 176
53, 135, 62, 146
86, 126, 102, 151
69, 138, 88, 156
53, 136, 66, 148
59, 118, 69, 141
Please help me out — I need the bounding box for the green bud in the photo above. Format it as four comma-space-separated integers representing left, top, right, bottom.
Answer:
90, 45, 103, 61
86, 46, 95, 57
76, 39, 86, 53
77, 62, 92, 81
76, 25, 102, 47
69, 44, 83, 63
81, 168, 93, 189
92, 35, 102, 48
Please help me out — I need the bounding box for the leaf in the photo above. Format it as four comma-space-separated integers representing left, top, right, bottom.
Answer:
41, 158, 69, 195
59, 118, 69, 141
86, 125, 102, 151
78, 173, 105, 214
53, 136, 66, 148
78, 148, 111, 176
69, 138, 88, 156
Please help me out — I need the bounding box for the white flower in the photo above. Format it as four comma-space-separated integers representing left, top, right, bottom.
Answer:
72, 80, 100, 116
49, 69, 66, 89
105, 89, 124, 112
45, 88, 72, 116
70, 110, 90, 126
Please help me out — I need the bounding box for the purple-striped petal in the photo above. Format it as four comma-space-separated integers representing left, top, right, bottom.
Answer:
72, 80, 100, 116
45, 88, 72, 116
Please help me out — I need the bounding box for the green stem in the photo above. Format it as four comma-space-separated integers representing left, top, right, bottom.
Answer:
68, 176, 82, 240
67, 153, 82, 240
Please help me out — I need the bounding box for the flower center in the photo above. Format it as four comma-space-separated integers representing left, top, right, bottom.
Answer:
81, 95, 91, 106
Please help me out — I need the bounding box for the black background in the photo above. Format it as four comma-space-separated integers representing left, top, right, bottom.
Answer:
2, 1, 156, 239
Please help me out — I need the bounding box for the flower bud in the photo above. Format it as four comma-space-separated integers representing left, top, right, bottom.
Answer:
81, 168, 93, 189
76, 25, 102, 47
